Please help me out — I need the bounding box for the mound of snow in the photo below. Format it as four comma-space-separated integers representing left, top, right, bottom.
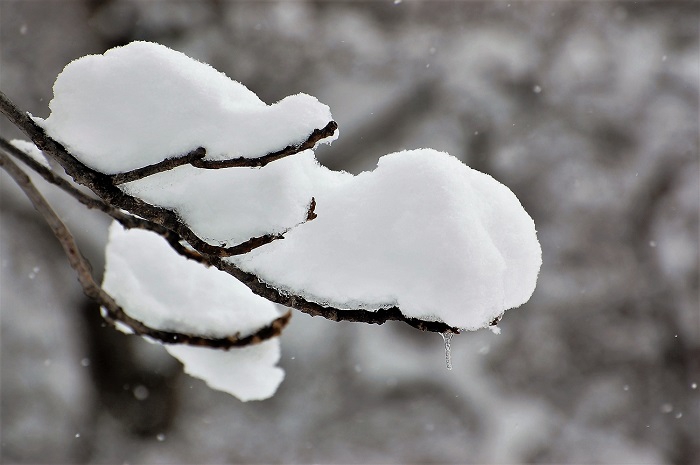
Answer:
103, 223, 285, 401
234, 149, 541, 330
36, 41, 336, 174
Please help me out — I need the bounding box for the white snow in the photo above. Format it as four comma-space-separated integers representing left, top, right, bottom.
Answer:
103, 222, 283, 337
234, 149, 541, 330
102, 222, 285, 400
35, 41, 336, 174
164, 341, 284, 402
10, 139, 50, 168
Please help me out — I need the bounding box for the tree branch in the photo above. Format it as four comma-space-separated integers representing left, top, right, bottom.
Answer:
191, 120, 338, 169
110, 147, 207, 185
211, 258, 459, 333
0, 150, 291, 348
106, 121, 337, 184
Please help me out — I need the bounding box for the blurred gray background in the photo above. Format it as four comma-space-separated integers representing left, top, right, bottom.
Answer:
1, 1, 698, 463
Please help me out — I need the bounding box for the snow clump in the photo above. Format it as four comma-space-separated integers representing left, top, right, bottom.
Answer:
34, 41, 336, 174
36, 40, 542, 400
234, 149, 541, 330
103, 222, 285, 401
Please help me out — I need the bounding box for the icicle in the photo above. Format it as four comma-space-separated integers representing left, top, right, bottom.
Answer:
441, 331, 454, 370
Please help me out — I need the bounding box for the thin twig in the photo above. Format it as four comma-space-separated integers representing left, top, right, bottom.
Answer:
110, 121, 337, 182
0, 150, 292, 348
191, 120, 338, 169
110, 147, 207, 184
108, 120, 337, 182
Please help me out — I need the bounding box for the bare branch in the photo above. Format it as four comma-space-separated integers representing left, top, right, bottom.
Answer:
0, 150, 291, 348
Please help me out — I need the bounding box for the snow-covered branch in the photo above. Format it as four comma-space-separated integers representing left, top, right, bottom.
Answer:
0, 90, 463, 334
0, 149, 291, 349
0, 41, 541, 400
110, 146, 207, 185
108, 120, 337, 185
190, 120, 339, 169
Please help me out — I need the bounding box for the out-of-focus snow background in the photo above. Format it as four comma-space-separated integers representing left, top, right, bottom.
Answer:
1, 1, 698, 463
